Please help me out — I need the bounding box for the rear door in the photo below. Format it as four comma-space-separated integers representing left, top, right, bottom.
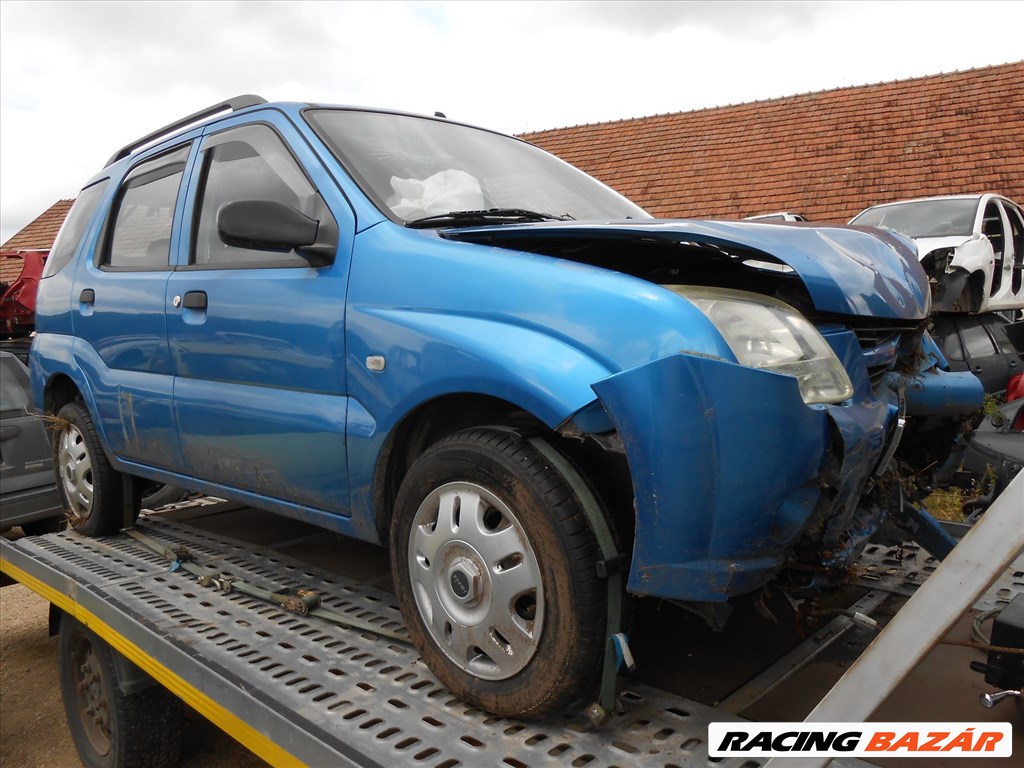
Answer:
167, 116, 356, 513
69, 144, 193, 469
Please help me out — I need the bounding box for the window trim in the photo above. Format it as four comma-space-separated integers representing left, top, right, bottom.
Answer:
186, 121, 323, 271
98, 144, 192, 273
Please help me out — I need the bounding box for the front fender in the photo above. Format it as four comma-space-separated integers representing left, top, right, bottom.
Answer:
344, 307, 617, 526
592, 353, 831, 601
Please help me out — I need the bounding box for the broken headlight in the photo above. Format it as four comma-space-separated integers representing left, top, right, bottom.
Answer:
669, 286, 854, 405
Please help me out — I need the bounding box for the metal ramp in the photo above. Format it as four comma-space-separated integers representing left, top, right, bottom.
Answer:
2, 516, 812, 768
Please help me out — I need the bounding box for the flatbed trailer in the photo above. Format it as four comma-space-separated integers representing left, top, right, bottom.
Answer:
2, 475, 1022, 768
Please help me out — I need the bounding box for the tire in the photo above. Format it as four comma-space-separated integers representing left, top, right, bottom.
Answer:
59, 615, 184, 768
53, 402, 139, 536
390, 428, 605, 719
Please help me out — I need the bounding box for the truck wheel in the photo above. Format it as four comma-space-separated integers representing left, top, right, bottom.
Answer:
59, 615, 183, 768
391, 428, 605, 719
53, 402, 139, 536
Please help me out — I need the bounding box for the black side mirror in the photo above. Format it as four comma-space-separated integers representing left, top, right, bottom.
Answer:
217, 196, 337, 267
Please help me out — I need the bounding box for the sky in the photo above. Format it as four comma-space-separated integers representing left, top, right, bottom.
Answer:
2, 0, 1022, 245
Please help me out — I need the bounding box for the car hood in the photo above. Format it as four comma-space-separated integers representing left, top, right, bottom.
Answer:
442, 219, 930, 320
913, 235, 974, 256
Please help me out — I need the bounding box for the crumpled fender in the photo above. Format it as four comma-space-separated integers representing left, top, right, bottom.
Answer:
591, 352, 831, 601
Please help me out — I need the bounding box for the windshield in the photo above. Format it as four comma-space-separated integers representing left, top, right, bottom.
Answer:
850, 199, 979, 238
305, 110, 650, 225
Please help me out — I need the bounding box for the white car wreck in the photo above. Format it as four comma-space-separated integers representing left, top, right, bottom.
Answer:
850, 194, 1024, 314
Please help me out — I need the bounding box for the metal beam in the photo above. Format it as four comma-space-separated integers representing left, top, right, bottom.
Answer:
765, 470, 1024, 768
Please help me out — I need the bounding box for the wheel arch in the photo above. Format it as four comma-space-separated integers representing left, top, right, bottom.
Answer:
369, 393, 634, 547
44, 372, 83, 416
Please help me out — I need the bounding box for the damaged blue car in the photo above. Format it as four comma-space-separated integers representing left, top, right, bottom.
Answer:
31, 97, 982, 719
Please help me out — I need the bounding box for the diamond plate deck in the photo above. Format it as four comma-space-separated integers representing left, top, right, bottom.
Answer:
853, 541, 1024, 613
5, 517, 795, 768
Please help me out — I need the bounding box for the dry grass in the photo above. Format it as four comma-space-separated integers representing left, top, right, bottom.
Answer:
923, 487, 968, 522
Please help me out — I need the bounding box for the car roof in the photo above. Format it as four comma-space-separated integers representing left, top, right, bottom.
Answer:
860, 193, 1007, 210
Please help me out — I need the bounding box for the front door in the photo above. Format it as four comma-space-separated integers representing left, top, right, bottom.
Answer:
167, 118, 356, 513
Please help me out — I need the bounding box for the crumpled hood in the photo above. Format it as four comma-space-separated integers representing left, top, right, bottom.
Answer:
442, 219, 931, 320
913, 234, 974, 257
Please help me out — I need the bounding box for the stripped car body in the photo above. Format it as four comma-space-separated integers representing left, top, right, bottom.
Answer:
850, 194, 1024, 314
30, 98, 983, 716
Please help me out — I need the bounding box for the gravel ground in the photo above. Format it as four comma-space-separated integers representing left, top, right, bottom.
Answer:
0, 581, 267, 768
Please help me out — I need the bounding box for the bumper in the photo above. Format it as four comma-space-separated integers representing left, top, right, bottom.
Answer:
593, 349, 890, 602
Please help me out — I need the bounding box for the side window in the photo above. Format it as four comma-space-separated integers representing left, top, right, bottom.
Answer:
960, 321, 998, 360
192, 124, 323, 267
941, 327, 965, 361
984, 318, 1018, 357
43, 179, 110, 278
1003, 202, 1024, 293
0, 356, 31, 415
981, 201, 1005, 258
105, 145, 190, 269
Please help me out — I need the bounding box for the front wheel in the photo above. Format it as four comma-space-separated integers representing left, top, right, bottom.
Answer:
53, 402, 139, 536
390, 428, 605, 719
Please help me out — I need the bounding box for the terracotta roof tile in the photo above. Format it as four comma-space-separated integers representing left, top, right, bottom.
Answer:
2, 199, 74, 252
522, 63, 1024, 223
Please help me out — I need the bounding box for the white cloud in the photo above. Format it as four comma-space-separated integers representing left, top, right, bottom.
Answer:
2, 0, 1021, 244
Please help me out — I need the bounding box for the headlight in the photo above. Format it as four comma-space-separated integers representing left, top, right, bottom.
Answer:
669, 286, 854, 405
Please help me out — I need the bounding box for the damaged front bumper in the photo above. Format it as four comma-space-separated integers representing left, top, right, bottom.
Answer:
589, 327, 983, 604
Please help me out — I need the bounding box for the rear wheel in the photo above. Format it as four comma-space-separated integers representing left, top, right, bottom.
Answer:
59, 614, 183, 768
53, 402, 139, 536
391, 428, 605, 719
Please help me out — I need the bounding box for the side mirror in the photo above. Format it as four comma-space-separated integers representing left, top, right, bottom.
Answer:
217, 196, 337, 267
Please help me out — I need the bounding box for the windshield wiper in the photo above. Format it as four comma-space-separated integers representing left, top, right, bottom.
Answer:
407, 208, 574, 228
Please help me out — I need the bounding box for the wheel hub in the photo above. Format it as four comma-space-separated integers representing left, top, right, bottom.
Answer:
448, 558, 481, 603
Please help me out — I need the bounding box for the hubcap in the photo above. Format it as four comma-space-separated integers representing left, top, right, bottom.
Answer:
58, 423, 93, 524
408, 482, 543, 680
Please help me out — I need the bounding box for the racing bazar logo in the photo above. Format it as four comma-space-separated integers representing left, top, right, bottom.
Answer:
708, 722, 1012, 758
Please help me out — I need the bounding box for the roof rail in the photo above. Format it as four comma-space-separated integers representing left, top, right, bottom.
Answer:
104, 94, 268, 167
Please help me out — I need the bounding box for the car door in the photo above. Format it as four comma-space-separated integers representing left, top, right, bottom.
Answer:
0, 352, 60, 526
69, 144, 192, 469
998, 200, 1024, 301
940, 314, 1014, 394
167, 117, 356, 514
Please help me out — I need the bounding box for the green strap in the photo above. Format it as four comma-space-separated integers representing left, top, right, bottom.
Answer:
530, 438, 624, 726
123, 527, 411, 643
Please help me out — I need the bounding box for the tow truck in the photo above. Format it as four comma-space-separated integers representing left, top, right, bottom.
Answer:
2, 471, 1021, 768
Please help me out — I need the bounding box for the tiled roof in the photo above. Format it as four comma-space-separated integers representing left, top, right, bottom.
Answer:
1, 199, 73, 284
1, 199, 73, 252
521, 62, 1024, 223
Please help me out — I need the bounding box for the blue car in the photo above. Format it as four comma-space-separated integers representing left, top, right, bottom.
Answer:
31, 96, 982, 718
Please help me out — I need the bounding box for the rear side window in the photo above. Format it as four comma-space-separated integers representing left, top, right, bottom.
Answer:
0, 356, 31, 414
104, 145, 190, 269
42, 179, 110, 278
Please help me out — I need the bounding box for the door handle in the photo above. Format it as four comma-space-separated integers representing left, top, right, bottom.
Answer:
79, 289, 95, 303
182, 291, 207, 310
